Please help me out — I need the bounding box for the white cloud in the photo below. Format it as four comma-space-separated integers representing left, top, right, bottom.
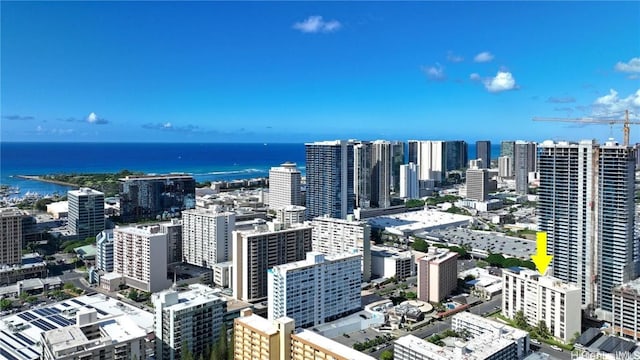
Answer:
86, 112, 108, 124
592, 88, 640, 118
474, 51, 494, 63
163, 122, 172, 128
422, 63, 446, 81
484, 71, 518, 93
469, 73, 481, 81
293, 16, 341, 33
614, 57, 640, 73
447, 51, 464, 63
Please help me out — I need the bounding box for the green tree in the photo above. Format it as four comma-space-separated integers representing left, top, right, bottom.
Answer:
380, 349, 394, 360
533, 320, 551, 339
405, 291, 417, 300
513, 310, 529, 330
502, 258, 521, 268
212, 324, 228, 360
128, 288, 139, 301
486, 253, 506, 267
181, 341, 194, 360
411, 238, 429, 252
0, 299, 12, 311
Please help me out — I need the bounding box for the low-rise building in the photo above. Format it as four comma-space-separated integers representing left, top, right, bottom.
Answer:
611, 277, 640, 341
502, 267, 581, 343
371, 245, 414, 280
233, 309, 375, 360
395, 312, 529, 360
41, 309, 147, 360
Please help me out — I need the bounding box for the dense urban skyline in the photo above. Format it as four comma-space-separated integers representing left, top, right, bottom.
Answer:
1, 1, 639, 143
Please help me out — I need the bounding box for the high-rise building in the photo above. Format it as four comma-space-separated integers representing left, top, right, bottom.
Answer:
68, 188, 105, 240
417, 248, 458, 303
160, 219, 183, 265
476, 140, 491, 169
305, 140, 354, 220
269, 162, 302, 210
502, 267, 581, 343
310, 215, 371, 282
41, 310, 147, 360
96, 229, 114, 272
611, 278, 640, 341
399, 163, 419, 199
390, 140, 405, 193
354, 140, 393, 209
501, 140, 516, 174
0, 207, 23, 266
119, 175, 196, 222
538, 139, 638, 316
498, 156, 513, 178
182, 208, 235, 270
371, 140, 392, 208
153, 284, 226, 360
514, 141, 536, 195
409, 140, 467, 183
466, 167, 490, 201
232, 222, 313, 302
408, 140, 419, 165
444, 140, 468, 173
113, 224, 169, 292
268, 251, 362, 328
353, 141, 372, 209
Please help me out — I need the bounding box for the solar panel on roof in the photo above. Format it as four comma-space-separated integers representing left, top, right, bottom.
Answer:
95, 308, 108, 316
1, 331, 27, 348
70, 299, 85, 305
33, 309, 48, 317
17, 313, 32, 322
14, 332, 35, 346
47, 316, 68, 327
0, 347, 19, 360
49, 307, 60, 314
61, 302, 71, 307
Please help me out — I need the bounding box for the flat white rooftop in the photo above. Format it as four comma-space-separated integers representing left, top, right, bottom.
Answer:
367, 209, 472, 236
236, 313, 278, 336
0, 293, 154, 360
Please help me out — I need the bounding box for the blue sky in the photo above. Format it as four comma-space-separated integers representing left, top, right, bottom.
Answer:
1, 1, 639, 143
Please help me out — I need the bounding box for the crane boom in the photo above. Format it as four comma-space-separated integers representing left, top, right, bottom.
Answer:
533, 110, 638, 146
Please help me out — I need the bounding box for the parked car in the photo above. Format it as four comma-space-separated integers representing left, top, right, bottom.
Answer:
550, 345, 563, 352
530, 339, 540, 345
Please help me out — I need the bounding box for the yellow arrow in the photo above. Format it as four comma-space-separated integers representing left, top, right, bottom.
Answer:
531, 232, 553, 275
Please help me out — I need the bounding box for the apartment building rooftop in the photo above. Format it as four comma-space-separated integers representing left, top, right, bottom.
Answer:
395, 333, 515, 360
236, 312, 280, 336
293, 329, 376, 360
613, 277, 640, 295
272, 251, 360, 272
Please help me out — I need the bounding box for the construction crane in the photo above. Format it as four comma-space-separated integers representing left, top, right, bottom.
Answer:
533, 109, 638, 146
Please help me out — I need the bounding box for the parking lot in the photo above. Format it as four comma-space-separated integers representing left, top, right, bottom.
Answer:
429, 227, 536, 259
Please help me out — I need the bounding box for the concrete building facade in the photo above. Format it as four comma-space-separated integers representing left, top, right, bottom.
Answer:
153, 284, 226, 360
68, 188, 105, 240
310, 215, 371, 282
502, 267, 581, 343
96, 229, 114, 272
466, 167, 489, 201
0, 207, 23, 266
40, 310, 147, 360
498, 156, 513, 178
417, 248, 458, 303
611, 278, 640, 341
538, 139, 638, 316
112, 224, 169, 292
269, 162, 302, 210
268, 251, 362, 328
232, 222, 313, 302
182, 208, 235, 270
514, 141, 536, 194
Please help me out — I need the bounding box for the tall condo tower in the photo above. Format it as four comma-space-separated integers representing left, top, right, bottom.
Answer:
305, 140, 354, 220
269, 162, 302, 210
538, 139, 637, 317
68, 188, 105, 240
371, 140, 392, 208
475, 140, 491, 169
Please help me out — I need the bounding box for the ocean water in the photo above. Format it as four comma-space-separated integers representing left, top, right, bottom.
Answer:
1, 142, 306, 196
0, 142, 500, 196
